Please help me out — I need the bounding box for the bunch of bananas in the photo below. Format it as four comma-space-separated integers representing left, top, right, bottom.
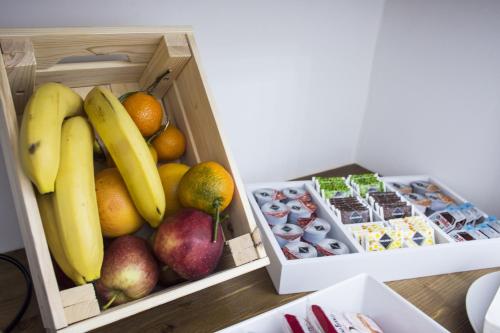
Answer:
20, 83, 165, 284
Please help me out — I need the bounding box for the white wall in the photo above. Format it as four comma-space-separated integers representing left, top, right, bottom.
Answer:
0, 1, 385, 251
356, 0, 500, 216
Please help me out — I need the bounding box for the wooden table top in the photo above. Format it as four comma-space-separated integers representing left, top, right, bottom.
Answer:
1, 164, 498, 332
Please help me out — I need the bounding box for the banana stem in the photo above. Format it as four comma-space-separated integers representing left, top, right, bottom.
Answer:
102, 294, 117, 310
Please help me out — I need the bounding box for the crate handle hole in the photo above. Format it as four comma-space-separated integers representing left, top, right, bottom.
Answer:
57, 53, 131, 64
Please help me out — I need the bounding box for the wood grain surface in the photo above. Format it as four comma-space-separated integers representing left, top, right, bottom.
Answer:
1, 164, 498, 332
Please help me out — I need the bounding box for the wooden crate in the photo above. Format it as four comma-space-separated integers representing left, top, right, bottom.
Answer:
0, 27, 269, 332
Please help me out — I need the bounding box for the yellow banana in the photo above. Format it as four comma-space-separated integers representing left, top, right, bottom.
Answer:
19, 83, 83, 194
36, 193, 86, 285
53, 116, 103, 282
84, 87, 165, 227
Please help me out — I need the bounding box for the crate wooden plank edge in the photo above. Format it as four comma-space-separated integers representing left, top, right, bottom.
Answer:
0, 53, 67, 329
57, 258, 269, 333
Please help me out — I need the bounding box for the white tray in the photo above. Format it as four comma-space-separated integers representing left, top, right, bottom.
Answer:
217, 274, 449, 333
247, 178, 500, 294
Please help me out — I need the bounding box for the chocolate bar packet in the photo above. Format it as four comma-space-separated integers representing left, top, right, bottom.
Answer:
340, 206, 370, 224
380, 203, 411, 219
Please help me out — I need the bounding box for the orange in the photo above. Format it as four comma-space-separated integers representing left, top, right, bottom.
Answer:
177, 161, 234, 215
95, 168, 144, 237
151, 125, 186, 162
158, 163, 190, 217
122, 92, 163, 137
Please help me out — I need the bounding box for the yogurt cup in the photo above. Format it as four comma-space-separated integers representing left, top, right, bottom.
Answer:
287, 200, 316, 224
282, 187, 310, 202
254, 188, 285, 206
282, 241, 317, 260
315, 238, 350, 256
261, 200, 289, 226
303, 218, 331, 244
272, 223, 303, 247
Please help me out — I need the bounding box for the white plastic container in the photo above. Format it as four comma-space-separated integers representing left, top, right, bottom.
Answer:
217, 274, 449, 333
247, 178, 500, 294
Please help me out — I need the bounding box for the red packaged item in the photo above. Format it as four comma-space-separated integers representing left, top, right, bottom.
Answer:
307, 304, 349, 333
282, 314, 315, 333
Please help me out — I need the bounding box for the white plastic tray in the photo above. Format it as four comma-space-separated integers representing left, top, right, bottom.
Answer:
218, 274, 449, 333
247, 178, 500, 294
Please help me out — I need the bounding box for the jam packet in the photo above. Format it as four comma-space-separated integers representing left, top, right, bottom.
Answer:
283, 241, 317, 260
303, 218, 331, 245
307, 305, 350, 333
254, 188, 286, 206
261, 200, 289, 226
272, 224, 303, 248
282, 314, 315, 333
282, 187, 312, 203
315, 238, 350, 256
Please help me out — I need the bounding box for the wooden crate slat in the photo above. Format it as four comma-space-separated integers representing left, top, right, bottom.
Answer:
227, 234, 259, 266
0, 37, 36, 113
138, 33, 191, 98
174, 36, 259, 242
28, 33, 164, 70
0, 53, 68, 330
60, 284, 97, 308
164, 83, 201, 165
57, 258, 269, 333
63, 299, 100, 325
36, 61, 145, 88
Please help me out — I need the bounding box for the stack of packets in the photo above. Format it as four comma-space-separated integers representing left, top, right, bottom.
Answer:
430, 206, 500, 242
283, 304, 384, 333
313, 176, 373, 224
313, 176, 352, 199
451, 216, 500, 241
348, 173, 384, 198
367, 191, 412, 220
348, 217, 435, 251
330, 197, 371, 224
390, 180, 455, 216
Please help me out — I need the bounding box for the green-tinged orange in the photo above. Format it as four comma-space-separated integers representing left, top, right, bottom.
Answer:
178, 161, 234, 214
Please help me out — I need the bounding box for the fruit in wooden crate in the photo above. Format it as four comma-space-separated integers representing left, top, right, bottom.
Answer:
158, 264, 185, 287
37, 193, 86, 285
122, 91, 163, 137
84, 87, 165, 227
95, 168, 144, 238
158, 163, 190, 217
151, 125, 186, 162
19, 82, 83, 194
148, 144, 158, 164
95, 235, 159, 308
153, 209, 224, 281
178, 161, 234, 241
53, 116, 103, 282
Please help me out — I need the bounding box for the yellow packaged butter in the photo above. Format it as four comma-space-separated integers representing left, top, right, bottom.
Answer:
365, 229, 403, 251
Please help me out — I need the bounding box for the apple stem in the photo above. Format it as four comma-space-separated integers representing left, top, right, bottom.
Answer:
102, 294, 117, 310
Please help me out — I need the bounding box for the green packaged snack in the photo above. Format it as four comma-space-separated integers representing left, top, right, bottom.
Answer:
349, 173, 384, 197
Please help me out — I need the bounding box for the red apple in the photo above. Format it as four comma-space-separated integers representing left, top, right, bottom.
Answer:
153, 208, 224, 281
95, 235, 159, 308
158, 264, 185, 287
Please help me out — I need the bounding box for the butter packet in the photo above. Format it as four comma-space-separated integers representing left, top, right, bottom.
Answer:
402, 228, 435, 247
365, 229, 403, 251
349, 222, 386, 246
388, 216, 435, 247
